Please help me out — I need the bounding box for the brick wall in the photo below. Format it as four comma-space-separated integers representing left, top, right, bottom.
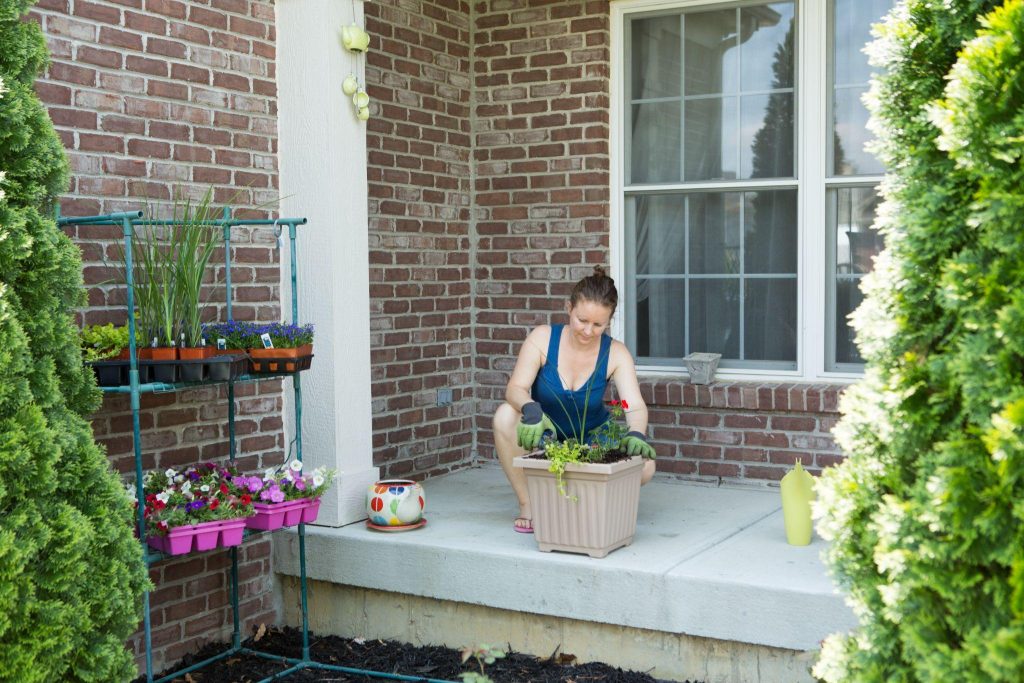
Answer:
364, 0, 475, 480
470, 0, 617, 455
33, 0, 282, 673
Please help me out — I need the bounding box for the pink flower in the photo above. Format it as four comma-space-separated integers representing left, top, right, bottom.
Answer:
270, 488, 285, 503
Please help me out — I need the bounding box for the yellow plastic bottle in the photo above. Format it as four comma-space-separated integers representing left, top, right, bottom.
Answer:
780, 461, 815, 545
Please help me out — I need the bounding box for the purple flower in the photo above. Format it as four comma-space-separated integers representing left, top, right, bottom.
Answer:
259, 489, 272, 501
294, 479, 306, 491
186, 500, 205, 512
246, 478, 262, 493
269, 488, 284, 503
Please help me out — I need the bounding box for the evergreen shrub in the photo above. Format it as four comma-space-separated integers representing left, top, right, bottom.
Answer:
814, 1, 1024, 681
0, 0, 148, 679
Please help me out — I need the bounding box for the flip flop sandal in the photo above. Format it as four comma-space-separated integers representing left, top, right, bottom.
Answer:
513, 518, 534, 534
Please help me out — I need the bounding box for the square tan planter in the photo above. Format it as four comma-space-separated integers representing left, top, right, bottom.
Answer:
513, 454, 644, 558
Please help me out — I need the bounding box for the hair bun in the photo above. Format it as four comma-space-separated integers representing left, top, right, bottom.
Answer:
592, 265, 607, 278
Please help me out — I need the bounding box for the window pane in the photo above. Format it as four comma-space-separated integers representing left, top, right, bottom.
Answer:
832, 186, 881, 274
834, 0, 892, 86
740, 3, 795, 91
689, 192, 740, 274
684, 9, 737, 96
631, 101, 681, 183
632, 16, 681, 100
634, 195, 686, 275
741, 93, 794, 178
835, 278, 863, 364
635, 279, 685, 359
745, 278, 797, 361
684, 97, 737, 181
830, 0, 895, 176
828, 186, 882, 368
833, 86, 881, 175
744, 189, 797, 273
690, 279, 740, 357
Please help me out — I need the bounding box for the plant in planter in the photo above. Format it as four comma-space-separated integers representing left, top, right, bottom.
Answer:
230, 459, 334, 530
173, 189, 220, 375
513, 399, 654, 558
247, 322, 315, 373
80, 323, 137, 361
135, 462, 255, 555
203, 320, 260, 354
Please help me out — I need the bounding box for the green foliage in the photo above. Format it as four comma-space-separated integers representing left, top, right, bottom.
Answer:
813, 1, 1024, 681
0, 0, 148, 679
459, 643, 505, 683
80, 323, 136, 361
125, 188, 220, 348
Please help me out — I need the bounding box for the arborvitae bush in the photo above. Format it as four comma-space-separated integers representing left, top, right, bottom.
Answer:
0, 0, 148, 680
815, 1, 1024, 680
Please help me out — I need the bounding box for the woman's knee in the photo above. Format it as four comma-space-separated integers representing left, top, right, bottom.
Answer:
493, 402, 519, 434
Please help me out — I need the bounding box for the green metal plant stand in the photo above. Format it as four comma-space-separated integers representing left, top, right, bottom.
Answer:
59, 209, 455, 683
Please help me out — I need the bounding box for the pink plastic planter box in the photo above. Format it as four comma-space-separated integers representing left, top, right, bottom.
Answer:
245, 499, 321, 531
147, 518, 250, 556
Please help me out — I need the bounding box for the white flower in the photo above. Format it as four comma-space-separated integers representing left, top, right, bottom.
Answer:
174, 474, 185, 483
164, 468, 176, 479
124, 483, 137, 502
0, 77, 6, 98
264, 467, 276, 480
200, 484, 210, 492
312, 474, 324, 488
156, 491, 170, 504
181, 481, 192, 493
289, 459, 303, 473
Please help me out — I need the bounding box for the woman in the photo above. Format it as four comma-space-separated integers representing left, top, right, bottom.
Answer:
492, 266, 656, 533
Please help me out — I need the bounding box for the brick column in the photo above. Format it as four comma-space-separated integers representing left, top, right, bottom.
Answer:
277, 0, 378, 525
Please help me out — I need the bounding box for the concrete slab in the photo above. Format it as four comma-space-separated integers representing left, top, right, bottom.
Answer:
274, 464, 853, 652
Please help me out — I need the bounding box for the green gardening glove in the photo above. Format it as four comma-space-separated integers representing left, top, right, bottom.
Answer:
516, 402, 556, 450
622, 431, 656, 458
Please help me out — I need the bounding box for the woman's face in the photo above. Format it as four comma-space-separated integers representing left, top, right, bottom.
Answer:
566, 299, 613, 346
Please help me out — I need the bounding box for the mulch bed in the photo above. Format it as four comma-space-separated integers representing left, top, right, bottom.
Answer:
139, 626, 701, 682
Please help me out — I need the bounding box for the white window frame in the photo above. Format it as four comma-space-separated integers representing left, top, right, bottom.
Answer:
610, 0, 863, 383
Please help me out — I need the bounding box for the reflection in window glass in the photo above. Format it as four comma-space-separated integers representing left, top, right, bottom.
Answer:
633, 195, 686, 275
631, 102, 681, 183
689, 193, 740, 275
690, 279, 740, 359
828, 186, 882, 366
740, 3, 795, 91
684, 9, 737, 96
831, 0, 895, 176
632, 16, 681, 100
635, 279, 685, 359
745, 278, 797, 361
744, 190, 797, 274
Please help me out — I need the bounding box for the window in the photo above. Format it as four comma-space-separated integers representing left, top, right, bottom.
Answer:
615, 0, 894, 378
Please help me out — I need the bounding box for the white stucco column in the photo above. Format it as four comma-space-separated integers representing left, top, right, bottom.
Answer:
276, 0, 378, 526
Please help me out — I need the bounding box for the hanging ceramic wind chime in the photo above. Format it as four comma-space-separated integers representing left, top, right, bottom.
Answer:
340, 19, 371, 121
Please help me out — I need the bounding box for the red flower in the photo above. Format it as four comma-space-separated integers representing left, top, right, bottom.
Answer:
210, 499, 220, 511
621, 399, 629, 410
220, 483, 229, 495
240, 494, 252, 505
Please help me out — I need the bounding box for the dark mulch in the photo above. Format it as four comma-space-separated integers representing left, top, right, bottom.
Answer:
139, 626, 701, 682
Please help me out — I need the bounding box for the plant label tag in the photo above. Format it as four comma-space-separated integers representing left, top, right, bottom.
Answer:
260, 332, 274, 349
217, 338, 227, 350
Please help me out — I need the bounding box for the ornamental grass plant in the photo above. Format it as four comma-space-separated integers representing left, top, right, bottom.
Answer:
813, 1, 1024, 681
0, 0, 148, 678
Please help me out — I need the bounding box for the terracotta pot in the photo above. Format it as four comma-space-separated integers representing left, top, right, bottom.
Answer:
179, 347, 213, 360
149, 347, 178, 361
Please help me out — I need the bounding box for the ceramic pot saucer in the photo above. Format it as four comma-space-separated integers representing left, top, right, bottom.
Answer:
366, 518, 427, 533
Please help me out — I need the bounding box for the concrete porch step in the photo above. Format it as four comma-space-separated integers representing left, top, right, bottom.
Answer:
274, 465, 854, 682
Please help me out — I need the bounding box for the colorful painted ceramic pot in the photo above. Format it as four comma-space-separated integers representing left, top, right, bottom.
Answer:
366, 479, 425, 527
